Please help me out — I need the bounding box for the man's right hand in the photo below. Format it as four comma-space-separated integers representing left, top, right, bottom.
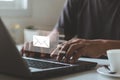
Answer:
50, 38, 108, 63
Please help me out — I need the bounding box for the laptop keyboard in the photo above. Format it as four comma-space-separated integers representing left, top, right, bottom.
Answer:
25, 59, 66, 69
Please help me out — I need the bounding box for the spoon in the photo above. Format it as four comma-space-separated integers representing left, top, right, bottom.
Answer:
104, 65, 116, 74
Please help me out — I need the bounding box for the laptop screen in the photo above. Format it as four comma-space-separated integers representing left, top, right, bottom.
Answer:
0, 18, 31, 76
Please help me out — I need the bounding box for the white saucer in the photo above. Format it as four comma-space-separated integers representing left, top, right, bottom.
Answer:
97, 67, 120, 77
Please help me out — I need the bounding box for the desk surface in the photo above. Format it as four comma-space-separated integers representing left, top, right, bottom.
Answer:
0, 46, 120, 80
1, 58, 120, 80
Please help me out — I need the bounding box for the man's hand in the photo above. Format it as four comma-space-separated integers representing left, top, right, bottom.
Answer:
51, 38, 109, 63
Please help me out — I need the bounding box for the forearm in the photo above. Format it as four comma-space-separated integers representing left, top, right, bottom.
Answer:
106, 40, 120, 49
90, 39, 120, 49
82, 39, 120, 57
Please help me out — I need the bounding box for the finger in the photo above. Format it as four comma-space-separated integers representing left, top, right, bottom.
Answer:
56, 51, 66, 62
58, 41, 71, 52
51, 39, 80, 61
56, 41, 80, 62
69, 56, 80, 64
66, 43, 84, 58
50, 44, 62, 57
69, 38, 81, 43
60, 39, 82, 52
68, 38, 86, 44
69, 51, 82, 64
56, 45, 67, 62
57, 39, 86, 62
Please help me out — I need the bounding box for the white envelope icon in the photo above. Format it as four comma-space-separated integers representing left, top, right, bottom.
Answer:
33, 35, 50, 48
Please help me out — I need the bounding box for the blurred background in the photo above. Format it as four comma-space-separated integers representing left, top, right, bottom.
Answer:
0, 0, 65, 44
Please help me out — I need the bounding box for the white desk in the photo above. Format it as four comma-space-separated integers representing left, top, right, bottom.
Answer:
0, 46, 120, 80
48, 58, 116, 80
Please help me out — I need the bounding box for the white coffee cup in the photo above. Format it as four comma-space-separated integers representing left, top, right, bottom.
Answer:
107, 49, 120, 73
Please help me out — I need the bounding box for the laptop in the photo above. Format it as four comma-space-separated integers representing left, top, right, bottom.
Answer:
0, 18, 97, 80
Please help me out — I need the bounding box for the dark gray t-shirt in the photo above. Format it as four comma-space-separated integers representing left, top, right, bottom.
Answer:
56, 0, 120, 40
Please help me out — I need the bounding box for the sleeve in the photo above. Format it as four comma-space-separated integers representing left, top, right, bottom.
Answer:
55, 0, 78, 40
